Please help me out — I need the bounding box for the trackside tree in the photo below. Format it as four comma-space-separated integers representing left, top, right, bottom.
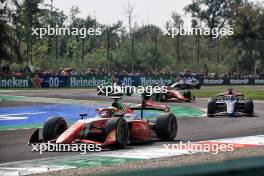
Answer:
0, 0, 263, 76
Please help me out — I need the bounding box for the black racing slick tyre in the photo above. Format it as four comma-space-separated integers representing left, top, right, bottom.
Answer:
207, 98, 217, 117
126, 87, 133, 96
126, 92, 133, 96
183, 90, 192, 100
105, 117, 129, 148
42, 117, 67, 142
195, 83, 201, 89
155, 113, 177, 141
245, 99, 254, 117
153, 93, 162, 102
142, 92, 153, 101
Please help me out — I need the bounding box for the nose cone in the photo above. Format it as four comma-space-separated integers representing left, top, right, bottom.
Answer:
226, 101, 236, 117
56, 121, 85, 144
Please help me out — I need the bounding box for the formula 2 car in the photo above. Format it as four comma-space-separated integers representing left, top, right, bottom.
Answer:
29, 97, 177, 148
207, 89, 254, 117
170, 78, 201, 90
151, 86, 194, 102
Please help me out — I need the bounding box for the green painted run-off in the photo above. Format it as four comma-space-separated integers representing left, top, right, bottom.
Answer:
33, 156, 141, 168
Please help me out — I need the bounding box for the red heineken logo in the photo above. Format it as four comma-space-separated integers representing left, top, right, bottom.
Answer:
31, 75, 43, 88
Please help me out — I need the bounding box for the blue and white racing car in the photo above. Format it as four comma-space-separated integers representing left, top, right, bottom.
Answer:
207, 89, 254, 117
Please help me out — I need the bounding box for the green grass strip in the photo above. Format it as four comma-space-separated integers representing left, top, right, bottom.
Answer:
193, 89, 264, 100
50, 156, 141, 168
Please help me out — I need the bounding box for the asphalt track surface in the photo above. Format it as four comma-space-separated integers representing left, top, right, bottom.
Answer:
0, 89, 264, 163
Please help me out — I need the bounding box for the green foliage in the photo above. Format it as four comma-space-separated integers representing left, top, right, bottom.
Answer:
0, 0, 263, 76
9, 63, 23, 72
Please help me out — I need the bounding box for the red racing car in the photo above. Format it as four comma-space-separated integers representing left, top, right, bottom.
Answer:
29, 97, 177, 148
151, 86, 194, 102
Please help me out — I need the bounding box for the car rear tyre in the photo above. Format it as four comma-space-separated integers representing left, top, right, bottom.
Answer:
152, 93, 163, 102
207, 98, 217, 117
43, 117, 67, 142
126, 92, 133, 96
195, 83, 201, 89
183, 90, 192, 100
155, 113, 177, 141
126, 87, 133, 96
160, 93, 168, 102
105, 117, 129, 148
245, 99, 254, 117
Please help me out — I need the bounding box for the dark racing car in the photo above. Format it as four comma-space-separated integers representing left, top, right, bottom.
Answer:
29, 97, 177, 148
170, 78, 201, 90
207, 89, 254, 117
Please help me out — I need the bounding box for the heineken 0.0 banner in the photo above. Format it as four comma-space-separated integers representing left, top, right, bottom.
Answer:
69, 76, 110, 87
40, 76, 68, 88
115, 75, 173, 86
0, 75, 110, 88
1, 75, 264, 88
0, 76, 33, 88
141, 76, 173, 86
115, 74, 141, 86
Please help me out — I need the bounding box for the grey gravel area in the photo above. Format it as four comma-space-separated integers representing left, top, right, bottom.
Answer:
32, 146, 264, 176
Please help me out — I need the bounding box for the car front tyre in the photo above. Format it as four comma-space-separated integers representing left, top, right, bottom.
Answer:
207, 98, 217, 117
105, 117, 129, 148
155, 113, 177, 141
245, 99, 254, 117
42, 117, 67, 142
